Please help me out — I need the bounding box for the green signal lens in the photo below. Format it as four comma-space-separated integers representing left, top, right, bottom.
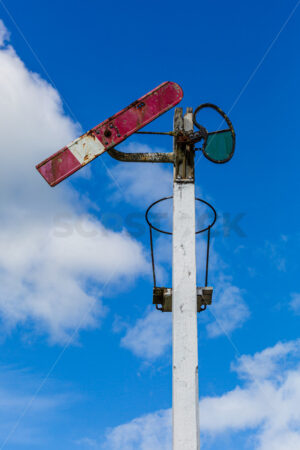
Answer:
203, 130, 234, 163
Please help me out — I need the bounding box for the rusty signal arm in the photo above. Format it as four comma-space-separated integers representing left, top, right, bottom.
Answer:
36, 82, 183, 187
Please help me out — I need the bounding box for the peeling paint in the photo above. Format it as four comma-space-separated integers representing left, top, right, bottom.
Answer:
68, 133, 105, 165
36, 81, 183, 186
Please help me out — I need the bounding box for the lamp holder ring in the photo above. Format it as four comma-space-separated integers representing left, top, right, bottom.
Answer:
145, 196, 217, 235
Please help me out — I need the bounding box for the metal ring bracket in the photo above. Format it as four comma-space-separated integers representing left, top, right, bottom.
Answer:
145, 196, 217, 290
145, 196, 217, 235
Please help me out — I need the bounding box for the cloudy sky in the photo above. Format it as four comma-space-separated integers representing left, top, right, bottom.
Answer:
0, 0, 300, 448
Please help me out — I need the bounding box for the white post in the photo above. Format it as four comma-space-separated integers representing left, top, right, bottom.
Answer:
172, 108, 200, 450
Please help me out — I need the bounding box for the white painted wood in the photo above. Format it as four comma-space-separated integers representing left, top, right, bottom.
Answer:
68, 133, 105, 165
172, 109, 200, 450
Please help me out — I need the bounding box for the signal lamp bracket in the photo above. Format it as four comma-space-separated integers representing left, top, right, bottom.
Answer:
193, 103, 236, 164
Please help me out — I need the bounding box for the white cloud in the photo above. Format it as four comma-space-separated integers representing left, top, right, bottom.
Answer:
206, 276, 250, 338
118, 275, 249, 361
0, 20, 10, 47
0, 23, 148, 343
101, 339, 300, 450
102, 409, 171, 450
232, 339, 300, 381
290, 293, 300, 315
116, 250, 248, 361
120, 308, 172, 360
199, 340, 300, 449
0, 218, 147, 343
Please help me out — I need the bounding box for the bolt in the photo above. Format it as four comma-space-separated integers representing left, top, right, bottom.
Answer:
104, 129, 112, 138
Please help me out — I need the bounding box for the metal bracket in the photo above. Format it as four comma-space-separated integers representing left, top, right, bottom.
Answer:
107, 126, 207, 166
174, 107, 196, 182
153, 287, 213, 312
107, 147, 174, 163
176, 130, 207, 145
107, 122, 207, 166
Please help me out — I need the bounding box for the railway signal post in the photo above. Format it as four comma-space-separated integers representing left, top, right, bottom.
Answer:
172, 107, 199, 449
36, 82, 235, 450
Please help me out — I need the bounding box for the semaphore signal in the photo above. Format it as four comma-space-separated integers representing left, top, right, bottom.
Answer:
36, 82, 235, 450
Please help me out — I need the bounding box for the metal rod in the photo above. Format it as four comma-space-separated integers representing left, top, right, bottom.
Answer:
135, 131, 175, 136
205, 228, 211, 287
149, 227, 157, 288
207, 128, 231, 135
107, 147, 174, 163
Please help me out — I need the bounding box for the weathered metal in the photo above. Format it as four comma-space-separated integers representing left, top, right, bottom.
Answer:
145, 195, 216, 301
193, 103, 236, 163
36, 81, 183, 186
176, 129, 207, 144
172, 107, 195, 181
135, 130, 175, 136
152, 287, 213, 312
107, 128, 211, 164
145, 196, 216, 235
107, 147, 174, 163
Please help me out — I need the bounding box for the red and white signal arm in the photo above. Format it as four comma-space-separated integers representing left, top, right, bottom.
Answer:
36, 82, 183, 187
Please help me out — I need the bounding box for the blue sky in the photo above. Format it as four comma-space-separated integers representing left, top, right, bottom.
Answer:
0, 0, 300, 448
